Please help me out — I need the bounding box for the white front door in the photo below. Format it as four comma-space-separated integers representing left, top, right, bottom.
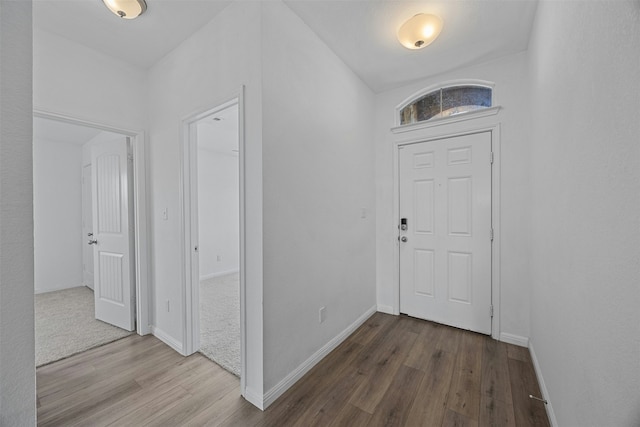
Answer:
399, 131, 492, 334
82, 164, 94, 290
91, 137, 135, 331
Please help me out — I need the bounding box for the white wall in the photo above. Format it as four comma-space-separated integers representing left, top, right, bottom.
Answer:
33, 138, 83, 293
146, 0, 264, 403
0, 1, 35, 424
375, 52, 532, 341
197, 148, 240, 279
261, 1, 377, 393
33, 29, 146, 131
528, 1, 640, 426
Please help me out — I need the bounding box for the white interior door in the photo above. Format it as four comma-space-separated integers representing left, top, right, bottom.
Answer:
399, 131, 492, 334
82, 164, 94, 290
92, 137, 135, 331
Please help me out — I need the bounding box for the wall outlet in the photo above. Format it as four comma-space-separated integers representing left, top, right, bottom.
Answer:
162, 208, 168, 221
319, 306, 326, 323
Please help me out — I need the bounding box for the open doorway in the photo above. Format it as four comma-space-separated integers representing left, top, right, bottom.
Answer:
195, 104, 240, 376
181, 93, 245, 386
32, 113, 149, 366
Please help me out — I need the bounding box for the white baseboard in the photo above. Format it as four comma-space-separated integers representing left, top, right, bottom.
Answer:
150, 326, 184, 355
529, 342, 558, 427
243, 387, 264, 411
35, 283, 85, 295
499, 332, 529, 347
263, 305, 377, 409
199, 269, 239, 281
377, 304, 395, 315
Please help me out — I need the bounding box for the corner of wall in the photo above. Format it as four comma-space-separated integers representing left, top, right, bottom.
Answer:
499, 332, 529, 348
150, 326, 184, 355
528, 341, 558, 427
376, 304, 395, 315
262, 305, 376, 409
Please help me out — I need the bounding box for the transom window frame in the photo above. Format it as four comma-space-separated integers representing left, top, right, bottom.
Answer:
392, 79, 501, 134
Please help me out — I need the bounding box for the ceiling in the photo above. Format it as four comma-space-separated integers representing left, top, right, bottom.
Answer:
284, 0, 539, 92
33, 0, 538, 91
33, 0, 233, 69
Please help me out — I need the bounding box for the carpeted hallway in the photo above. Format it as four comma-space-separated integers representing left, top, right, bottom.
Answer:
35, 287, 131, 367
199, 272, 240, 376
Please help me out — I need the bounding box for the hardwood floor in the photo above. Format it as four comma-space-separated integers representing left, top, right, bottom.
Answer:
37, 312, 550, 426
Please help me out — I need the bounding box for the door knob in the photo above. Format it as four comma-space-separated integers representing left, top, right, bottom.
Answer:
88, 239, 98, 245
400, 236, 408, 242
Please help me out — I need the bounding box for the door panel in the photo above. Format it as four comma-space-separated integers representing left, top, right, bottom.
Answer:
92, 137, 134, 331
98, 252, 124, 303
414, 249, 434, 296
448, 177, 472, 235
399, 131, 492, 334
448, 251, 472, 303
96, 154, 122, 233
414, 180, 434, 233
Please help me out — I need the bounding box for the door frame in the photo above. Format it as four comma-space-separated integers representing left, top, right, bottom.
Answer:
33, 108, 151, 335
180, 87, 246, 390
392, 122, 501, 340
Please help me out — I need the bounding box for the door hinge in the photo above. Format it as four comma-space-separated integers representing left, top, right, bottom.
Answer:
490, 151, 494, 164
490, 305, 494, 318
490, 228, 494, 241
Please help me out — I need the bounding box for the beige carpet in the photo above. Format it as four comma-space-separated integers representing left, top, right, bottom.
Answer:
35, 287, 132, 367
199, 273, 240, 377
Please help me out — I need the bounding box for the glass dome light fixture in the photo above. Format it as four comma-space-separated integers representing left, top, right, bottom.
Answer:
102, 0, 147, 19
397, 13, 443, 50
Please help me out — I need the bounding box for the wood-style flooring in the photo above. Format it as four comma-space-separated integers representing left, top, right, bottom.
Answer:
37, 312, 550, 426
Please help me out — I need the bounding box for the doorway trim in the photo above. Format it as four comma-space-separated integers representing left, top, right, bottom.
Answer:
32, 108, 151, 335
392, 122, 501, 340
180, 87, 246, 391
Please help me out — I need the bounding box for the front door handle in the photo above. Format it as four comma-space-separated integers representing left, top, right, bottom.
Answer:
88, 239, 98, 245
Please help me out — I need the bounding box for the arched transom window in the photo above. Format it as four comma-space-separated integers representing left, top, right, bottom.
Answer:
399, 85, 492, 125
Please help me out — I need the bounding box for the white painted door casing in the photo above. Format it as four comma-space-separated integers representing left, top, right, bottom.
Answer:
399, 131, 492, 334
92, 137, 135, 331
82, 164, 94, 290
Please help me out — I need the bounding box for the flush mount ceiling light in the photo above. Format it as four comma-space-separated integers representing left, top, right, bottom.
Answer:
102, 0, 147, 19
397, 13, 443, 50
